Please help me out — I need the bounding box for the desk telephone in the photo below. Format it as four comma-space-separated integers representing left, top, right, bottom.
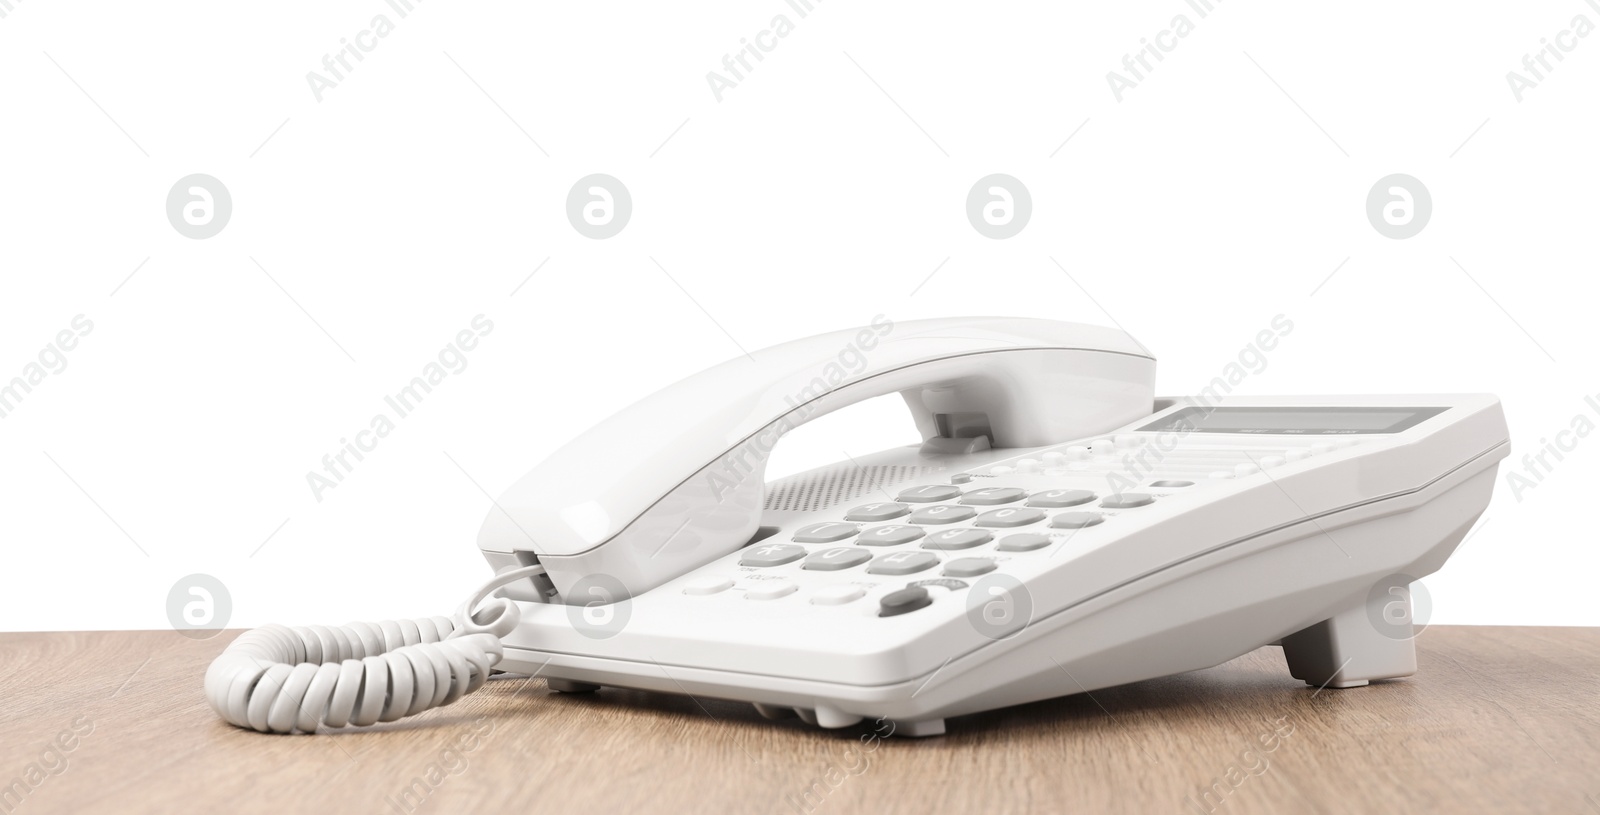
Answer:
206, 317, 1508, 736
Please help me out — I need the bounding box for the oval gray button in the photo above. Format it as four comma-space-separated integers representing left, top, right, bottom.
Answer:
973, 507, 1046, 528
922, 528, 993, 550
857, 524, 926, 546
801, 547, 873, 571
844, 502, 910, 522
943, 558, 997, 578
997, 533, 1052, 552
959, 487, 1027, 506
1100, 493, 1154, 509
793, 522, 861, 543
909, 505, 977, 525
1027, 489, 1096, 508
867, 551, 940, 575
1051, 512, 1104, 529
897, 485, 962, 503
740, 543, 807, 567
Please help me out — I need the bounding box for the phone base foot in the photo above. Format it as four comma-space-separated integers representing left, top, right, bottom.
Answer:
890, 718, 946, 738
547, 678, 601, 694
1281, 595, 1417, 690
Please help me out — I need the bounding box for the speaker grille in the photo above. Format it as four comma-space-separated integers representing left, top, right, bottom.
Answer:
764, 465, 934, 513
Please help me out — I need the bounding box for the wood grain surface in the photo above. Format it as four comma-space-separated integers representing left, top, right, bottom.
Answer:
1, 626, 1596, 814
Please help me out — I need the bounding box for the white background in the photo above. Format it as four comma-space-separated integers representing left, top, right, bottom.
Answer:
1, 1, 1595, 631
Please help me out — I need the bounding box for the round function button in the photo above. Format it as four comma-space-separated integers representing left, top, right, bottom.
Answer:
1334, 437, 1361, 448
909, 505, 977, 525
1042, 452, 1066, 466
1027, 489, 1095, 508
1285, 449, 1312, 463
896, 484, 963, 503
1149, 480, 1193, 488
1063, 445, 1091, 461
1051, 512, 1105, 529
960, 487, 1028, 506
745, 581, 798, 601
922, 528, 993, 550
943, 558, 997, 578
973, 507, 1046, 528
950, 473, 973, 484
1115, 434, 1144, 448
1016, 458, 1041, 473
801, 547, 873, 571
1260, 456, 1286, 469
682, 575, 734, 596
1100, 493, 1154, 509
997, 533, 1052, 552
1310, 442, 1334, 455
810, 584, 867, 606
843, 502, 910, 522
857, 524, 926, 546
878, 586, 933, 617
867, 551, 941, 575
793, 522, 860, 543
1209, 470, 1235, 480
1234, 463, 1261, 477
1089, 439, 1115, 455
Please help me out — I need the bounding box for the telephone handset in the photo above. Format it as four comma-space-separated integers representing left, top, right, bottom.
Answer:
478, 316, 1156, 603
206, 317, 1508, 737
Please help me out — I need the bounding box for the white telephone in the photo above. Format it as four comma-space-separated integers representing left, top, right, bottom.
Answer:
206, 317, 1509, 737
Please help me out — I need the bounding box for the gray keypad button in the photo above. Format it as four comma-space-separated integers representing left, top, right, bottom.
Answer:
740, 543, 807, 567
997, 533, 1052, 552
908, 505, 977, 525
896, 485, 962, 503
1027, 489, 1096, 508
801, 547, 873, 571
844, 502, 910, 522
959, 487, 1028, 505
867, 551, 940, 575
942, 558, 997, 578
973, 507, 1046, 528
922, 528, 993, 550
857, 525, 926, 546
792, 522, 861, 543
1100, 493, 1154, 509
1051, 512, 1104, 529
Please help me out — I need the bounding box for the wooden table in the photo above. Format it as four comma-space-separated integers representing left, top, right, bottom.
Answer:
2, 627, 1596, 814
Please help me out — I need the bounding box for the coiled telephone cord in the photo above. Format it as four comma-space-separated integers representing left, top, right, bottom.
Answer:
203, 565, 547, 734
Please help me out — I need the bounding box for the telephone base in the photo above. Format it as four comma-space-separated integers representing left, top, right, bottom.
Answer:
1280, 595, 1418, 690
